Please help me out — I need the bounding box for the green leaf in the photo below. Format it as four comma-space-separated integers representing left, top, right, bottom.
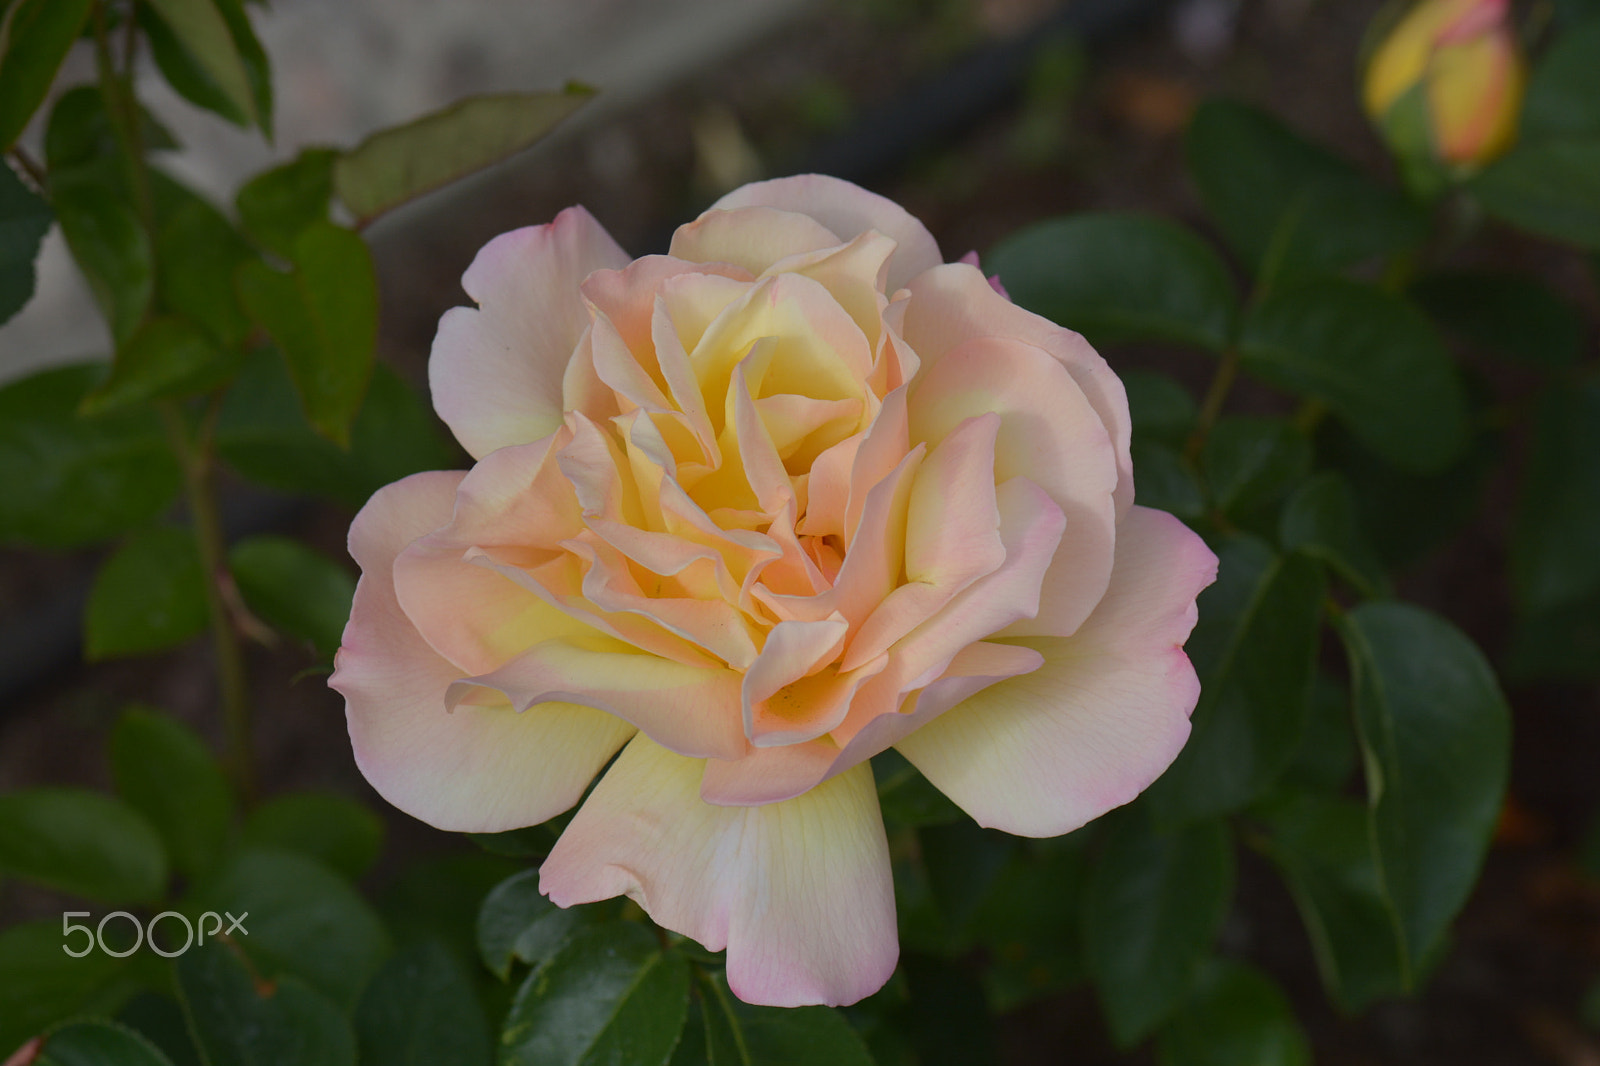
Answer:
1083, 813, 1235, 1046
873, 749, 964, 828
110, 706, 233, 882
1506, 589, 1600, 682
1471, 138, 1600, 249
0, 365, 185, 547
0, 788, 167, 902
0, 364, 182, 547
477, 868, 598, 981
53, 177, 154, 345
1279, 472, 1390, 599
0, 921, 129, 1057
918, 822, 1016, 937
154, 185, 257, 348
1337, 603, 1511, 982
188, 847, 392, 1007
1254, 790, 1406, 1011
0, 0, 94, 150
116, 993, 203, 1066
240, 791, 382, 881
1155, 960, 1309, 1066
216, 350, 458, 507
1513, 379, 1600, 614
1146, 535, 1325, 824
43, 86, 177, 188
85, 526, 208, 659
696, 970, 875, 1066
236, 149, 337, 259
1412, 271, 1585, 370
176, 941, 356, 1066
1318, 421, 1497, 569
380, 853, 523, 961
1199, 417, 1311, 520
228, 536, 355, 656
215, 0, 272, 138
1, 157, 52, 325
501, 922, 690, 1066
968, 837, 1090, 1012
355, 939, 492, 1066
1129, 440, 1205, 522
1281, 674, 1357, 793
1240, 278, 1468, 473
1185, 99, 1427, 281
80, 316, 236, 415
469, 824, 559, 858
333, 86, 594, 224
1523, 16, 1600, 139
985, 212, 1237, 352
236, 221, 376, 445
1124, 371, 1197, 446
33, 1021, 176, 1066
142, 0, 257, 128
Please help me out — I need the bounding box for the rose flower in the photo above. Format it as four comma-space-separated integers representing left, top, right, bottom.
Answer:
331, 175, 1217, 1007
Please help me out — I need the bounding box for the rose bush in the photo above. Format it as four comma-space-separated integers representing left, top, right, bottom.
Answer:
331, 175, 1217, 1007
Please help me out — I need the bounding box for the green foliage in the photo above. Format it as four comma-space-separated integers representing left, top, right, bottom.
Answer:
228, 535, 356, 657
1512, 379, 1600, 616
236, 148, 337, 259
354, 940, 493, 1066
237, 221, 378, 446
0, 921, 130, 1057
30, 1021, 176, 1066
1083, 813, 1236, 1046
240, 792, 384, 881
188, 848, 391, 1007
1155, 961, 1310, 1066
333, 86, 595, 225
1147, 536, 1326, 824
1412, 271, 1585, 370
501, 922, 691, 1066
683, 970, 876, 1066
109, 706, 234, 881
79, 315, 235, 415
0, 364, 183, 548
1239, 278, 1468, 473
176, 941, 356, 1066
986, 212, 1237, 352
1199, 417, 1312, 524
1338, 604, 1511, 983
0, 0, 94, 150
0, 159, 51, 324
477, 868, 601, 981
1185, 99, 1426, 282
0, 788, 167, 903
85, 525, 208, 659
1254, 790, 1407, 1011
1471, 140, 1600, 248
52, 177, 155, 346
141, 0, 265, 131
1279, 472, 1390, 599
216, 351, 458, 507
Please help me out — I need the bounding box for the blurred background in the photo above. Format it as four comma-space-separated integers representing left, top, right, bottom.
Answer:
3, 1, 1598, 1062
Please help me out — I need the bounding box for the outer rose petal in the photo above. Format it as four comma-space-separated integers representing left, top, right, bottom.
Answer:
894, 506, 1218, 837
541, 734, 897, 1007
333, 472, 636, 832
431, 206, 631, 459
710, 174, 942, 292
899, 263, 1136, 520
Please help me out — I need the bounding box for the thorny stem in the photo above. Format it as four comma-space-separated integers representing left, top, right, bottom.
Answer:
162, 401, 258, 804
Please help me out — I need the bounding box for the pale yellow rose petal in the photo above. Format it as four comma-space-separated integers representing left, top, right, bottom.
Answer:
542, 734, 897, 1007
